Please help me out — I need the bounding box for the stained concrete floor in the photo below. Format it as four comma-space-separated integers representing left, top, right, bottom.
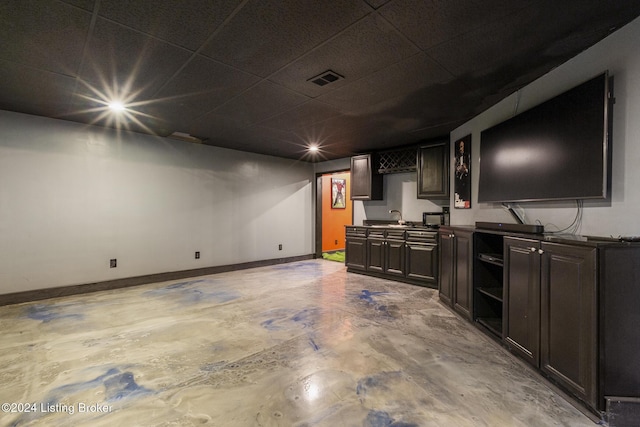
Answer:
0, 260, 596, 426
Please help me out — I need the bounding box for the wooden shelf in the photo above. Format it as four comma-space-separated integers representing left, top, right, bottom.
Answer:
478, 252, 504, 267
477, 287, 503, 302
477, 317, 502, 337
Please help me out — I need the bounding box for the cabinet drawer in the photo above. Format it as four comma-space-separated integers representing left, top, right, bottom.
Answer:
406, 230, 438, 243
385, 230, 406, 240
346, 226, 367, 237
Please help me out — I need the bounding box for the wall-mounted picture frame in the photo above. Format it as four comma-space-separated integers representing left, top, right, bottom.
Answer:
454, 134, 471, 209
331, 178, 346, 209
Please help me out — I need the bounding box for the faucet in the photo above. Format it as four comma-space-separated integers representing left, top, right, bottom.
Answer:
389, 209, 405, 225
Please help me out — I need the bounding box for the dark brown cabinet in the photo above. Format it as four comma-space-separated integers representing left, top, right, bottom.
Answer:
439, 227, 473, 320
405, 230, 438, 282
345, 226, 367, 271
541, 242, 597, 410
417, 141, 449, 199
503, 237, 541, 366
350, 154, 383, 200
504, 237, 597, 410
346, 226, 438, 287
366, 229, 405, 277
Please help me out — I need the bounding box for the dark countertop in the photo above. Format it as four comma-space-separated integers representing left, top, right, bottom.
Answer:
441, 224, 638, 248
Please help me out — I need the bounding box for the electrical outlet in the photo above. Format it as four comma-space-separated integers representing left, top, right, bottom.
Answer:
110, 259, 117, 268
278, 244, 282, 250
335, 239, 338, 245
195, 251, 200, 259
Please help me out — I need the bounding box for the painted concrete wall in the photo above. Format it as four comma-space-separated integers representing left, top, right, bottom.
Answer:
0, 111, 314, 294
449, 16, 640, 237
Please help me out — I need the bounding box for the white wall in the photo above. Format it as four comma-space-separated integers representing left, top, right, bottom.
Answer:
352, 172, 446, 226
449, 16, 640, 237
0, 111, 314, 294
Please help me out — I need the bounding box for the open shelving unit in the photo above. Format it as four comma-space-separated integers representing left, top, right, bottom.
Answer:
474, 232, 504, 338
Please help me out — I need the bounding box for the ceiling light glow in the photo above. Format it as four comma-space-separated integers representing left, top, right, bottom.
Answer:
108, 101, 126, 112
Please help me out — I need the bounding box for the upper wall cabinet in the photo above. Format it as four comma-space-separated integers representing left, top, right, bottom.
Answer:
417, 141, 449, 199
351, 154, 383, 200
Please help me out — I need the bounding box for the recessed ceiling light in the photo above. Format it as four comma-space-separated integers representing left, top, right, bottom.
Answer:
108, 101, 125, 112
308, 145, 319, 153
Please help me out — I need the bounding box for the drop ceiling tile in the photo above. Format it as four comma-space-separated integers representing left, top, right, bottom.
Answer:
98, 0, 243, 51
270, 13, 420, 97
77, 18, 193, 100
0, 0, 91, 75
257, 100, 343, 132
317, 52, 452, 115
379, 0, 530, 50
60, 0, 95, 11
199, 0, 372, 77
0, 60, 77, 118
212, 81, 309, 126
150, 55, 261, 125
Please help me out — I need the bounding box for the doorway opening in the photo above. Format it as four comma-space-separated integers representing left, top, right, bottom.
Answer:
315, 170, 352, 261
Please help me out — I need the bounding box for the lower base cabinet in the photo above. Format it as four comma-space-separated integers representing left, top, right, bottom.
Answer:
441, 229, 640, 422
439, 227, 473, 320
345, 226, 438, 287
504, 237, 597, 409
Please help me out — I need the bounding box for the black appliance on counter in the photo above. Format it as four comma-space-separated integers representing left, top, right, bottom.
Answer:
423, 207, 449, 228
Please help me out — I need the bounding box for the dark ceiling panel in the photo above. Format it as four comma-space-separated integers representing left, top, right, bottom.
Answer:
199, 0, 372, 77
316, 52, 452, 114
378, 0, 531, 50
257, 100, 343, 132
97, 0, 243, 51
0, 61, 77, 118
212, 80, 309, 126
0, 0, 91, 75
1, 1, 639, 161
60, 0, 95, 11
77, 18, 194, 99
270, 14, 419, 97
151, 55, 261, 125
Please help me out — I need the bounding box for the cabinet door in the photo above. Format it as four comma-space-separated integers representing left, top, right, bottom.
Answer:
385, 239, 406, 277
345, 237, 367, 270
438, 231, 454, 307
406, 243, 438, 283
453, 230, 473, 320
504, 237, 541, 367
540, 243, 597, 410
417, 142, 449, 199
351, 154, 383, 200
366, 238, 385, 272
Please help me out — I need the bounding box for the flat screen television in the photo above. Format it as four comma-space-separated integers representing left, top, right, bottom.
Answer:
478, 72, 611, 203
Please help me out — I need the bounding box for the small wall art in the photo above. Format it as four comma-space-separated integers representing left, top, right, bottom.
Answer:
331, 178, 346, 208
454, 134, 471, 209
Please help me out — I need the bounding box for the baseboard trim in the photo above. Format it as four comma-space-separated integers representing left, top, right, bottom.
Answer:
0, 254, 315, 306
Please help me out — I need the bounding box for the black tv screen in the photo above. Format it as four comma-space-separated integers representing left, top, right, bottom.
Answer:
478, 72, 611, 203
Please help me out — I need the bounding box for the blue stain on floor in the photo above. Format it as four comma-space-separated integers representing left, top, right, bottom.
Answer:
358, 290, 389, 312
9, 367, 151, 426
364, 410, 419, 427
259, 307, 320, 331
356, 372, 402, 399
144, 279, 239, 304
24, 304, 84, 323
46, 367, 151, 402
308, 337, 320, 351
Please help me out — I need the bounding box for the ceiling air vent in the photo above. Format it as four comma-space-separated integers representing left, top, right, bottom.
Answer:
308, 70, 343, 86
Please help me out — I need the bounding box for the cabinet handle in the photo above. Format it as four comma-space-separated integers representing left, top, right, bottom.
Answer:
538, 249, 545, 255
530, 247, 537, 252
